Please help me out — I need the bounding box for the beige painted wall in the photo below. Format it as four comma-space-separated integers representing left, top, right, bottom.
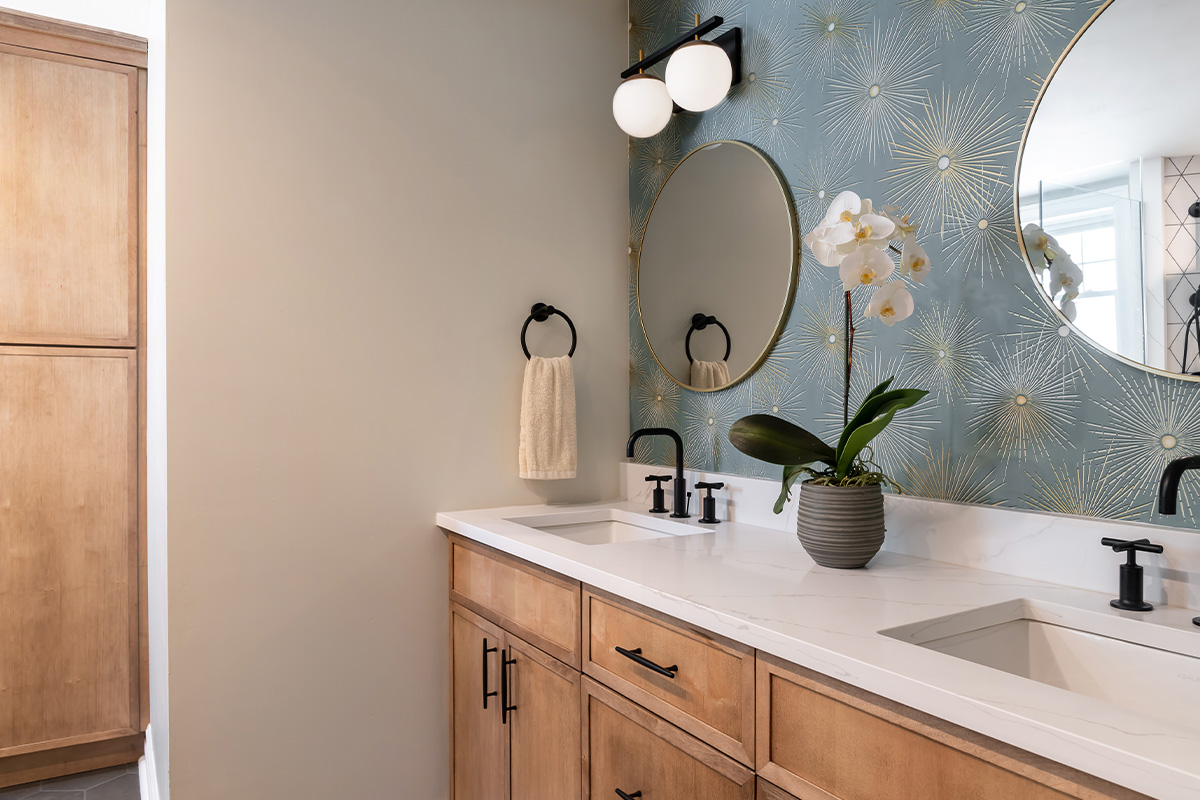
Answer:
165, 0, 627, 797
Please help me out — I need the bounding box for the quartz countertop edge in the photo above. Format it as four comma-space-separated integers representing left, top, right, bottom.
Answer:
437, 501, 1200, 800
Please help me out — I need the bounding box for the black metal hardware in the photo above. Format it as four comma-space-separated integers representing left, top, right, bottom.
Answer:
645, 474, 672, 514
696, 481, 724, 524
500, 648, 517, 724
685, 313, 731, 363
1195, 617, 1199, 627
521, 302, 577, 360
482, 638, 498, 710
1101, 537, 1164, 612
1190, 200, 1200, 219
1157, 455, 1200, 513
615, 791, 643, 800
620, 15, 741, 88
1180, 294, 1200, 374
626, 429, 689, 518
615, 646, 678, 679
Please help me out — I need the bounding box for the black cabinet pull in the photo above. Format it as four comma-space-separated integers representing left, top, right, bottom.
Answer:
482, 638, 498, 710
615, 791, 643, 799
615, 646, 678, 679
501, 649, 517, 724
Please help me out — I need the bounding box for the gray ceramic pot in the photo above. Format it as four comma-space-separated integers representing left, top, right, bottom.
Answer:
795, 481, 885, 569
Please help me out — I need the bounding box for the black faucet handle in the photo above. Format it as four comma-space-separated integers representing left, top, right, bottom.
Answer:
1101, 537, 1164, 557
694, 482, 724, 497
645, 475, 672, 487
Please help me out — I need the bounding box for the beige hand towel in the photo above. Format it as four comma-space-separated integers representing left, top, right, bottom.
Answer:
519, 355, 577, 480
689, 359, 731, 390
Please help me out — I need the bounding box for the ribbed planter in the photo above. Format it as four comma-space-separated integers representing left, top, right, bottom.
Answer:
795, 481, 886, 569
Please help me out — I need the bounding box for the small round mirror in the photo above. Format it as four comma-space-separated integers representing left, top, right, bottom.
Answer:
637, 141, 798, 391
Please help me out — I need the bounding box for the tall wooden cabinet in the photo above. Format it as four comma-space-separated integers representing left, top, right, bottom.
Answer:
0, 11, 147, 788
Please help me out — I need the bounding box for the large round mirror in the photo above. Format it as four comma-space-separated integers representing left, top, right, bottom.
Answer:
1018, 0, 1200, 378
637, 140, 798, 392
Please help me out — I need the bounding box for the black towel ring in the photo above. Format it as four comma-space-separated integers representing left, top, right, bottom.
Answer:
685, 313, 731, 364
521, 302, 577, 359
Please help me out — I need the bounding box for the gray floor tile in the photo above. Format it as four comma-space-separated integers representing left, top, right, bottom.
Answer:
34, 793, 85, 800
39, 767, 127, 792
82, 773, 138, 800
0, 785, 42, 800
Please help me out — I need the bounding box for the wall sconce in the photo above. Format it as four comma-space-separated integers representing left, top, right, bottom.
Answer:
612, 15, 742, 139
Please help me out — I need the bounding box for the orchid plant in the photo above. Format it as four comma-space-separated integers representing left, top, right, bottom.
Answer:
728, 190, 933, 512
1022, 223, 1083, 322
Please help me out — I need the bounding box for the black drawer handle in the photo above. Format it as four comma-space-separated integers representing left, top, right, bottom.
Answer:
615, 646, 678, 679
482, 638, 498, 710
501, 649, 517, 724
615, 791, 642, 800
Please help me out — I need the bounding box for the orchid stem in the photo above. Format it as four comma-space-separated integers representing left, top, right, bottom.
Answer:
843, 291, 855, 428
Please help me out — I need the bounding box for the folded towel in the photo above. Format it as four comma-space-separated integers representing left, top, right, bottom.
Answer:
690, 359, 731, 390
519, 355, 577, 480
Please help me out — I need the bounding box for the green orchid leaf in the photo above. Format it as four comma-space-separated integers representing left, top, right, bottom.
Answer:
835, 389, 928, 478
835, 377, 896, 459
729, 415, 835, 467
773, 464, 809, 515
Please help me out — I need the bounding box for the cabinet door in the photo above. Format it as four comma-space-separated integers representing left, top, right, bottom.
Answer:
0, 46, 139, 346
451, 604, 508, 800
506, 635, 581, 800
0, 348, 139, 752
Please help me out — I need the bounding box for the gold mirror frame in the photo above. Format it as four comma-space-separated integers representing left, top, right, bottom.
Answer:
1013, 0, 1200, 382
636, 140, 800, 393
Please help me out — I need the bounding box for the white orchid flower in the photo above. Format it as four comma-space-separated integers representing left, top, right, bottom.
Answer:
839, 246, 894, 291
1060, 297, 1078, 322
882, 205, 920, 240
827, 213, 896, 254
1022, 223, 1059, 271
900, 236, 932, 283
804, 224, 846, 267
823, 191, 863, 226
1052, 257, 1083, 299
865, 281, 915, 326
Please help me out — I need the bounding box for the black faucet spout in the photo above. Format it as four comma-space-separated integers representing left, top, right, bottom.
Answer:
1157, 455, 1200, 515
626, 428, 689, 518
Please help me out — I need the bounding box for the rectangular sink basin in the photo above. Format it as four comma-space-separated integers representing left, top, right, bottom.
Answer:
506, 508, 701, 546
882, 599, 1200, 732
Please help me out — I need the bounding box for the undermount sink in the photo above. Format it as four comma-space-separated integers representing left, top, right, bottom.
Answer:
505, 507, 701, 546
882, 599, 1200, 732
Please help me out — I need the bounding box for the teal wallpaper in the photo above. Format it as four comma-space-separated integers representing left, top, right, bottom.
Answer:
626, 0, 1200, 529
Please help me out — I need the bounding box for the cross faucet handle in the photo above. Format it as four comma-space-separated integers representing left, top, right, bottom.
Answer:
1101, 537, 1164, 556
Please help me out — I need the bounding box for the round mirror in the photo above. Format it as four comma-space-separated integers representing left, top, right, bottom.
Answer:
1018, 0, 1200, 378
637, 140, 798, 392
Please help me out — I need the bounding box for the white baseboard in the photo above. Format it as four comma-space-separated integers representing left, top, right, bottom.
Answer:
139, 725, 160, 800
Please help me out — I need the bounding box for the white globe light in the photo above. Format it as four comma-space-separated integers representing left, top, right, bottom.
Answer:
665, 41, 732, 112
612, 74, 673, 139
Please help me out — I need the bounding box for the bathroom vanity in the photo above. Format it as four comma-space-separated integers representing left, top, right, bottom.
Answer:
439, 500, 1199, 800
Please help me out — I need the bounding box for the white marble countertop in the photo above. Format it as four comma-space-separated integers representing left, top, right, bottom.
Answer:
437, 500, 1200, 800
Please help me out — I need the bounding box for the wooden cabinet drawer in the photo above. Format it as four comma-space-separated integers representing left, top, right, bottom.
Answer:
583, 678, 753, 800
756, 655, 1149, 800
449, 535, 580, 668
583, 589, 755, 765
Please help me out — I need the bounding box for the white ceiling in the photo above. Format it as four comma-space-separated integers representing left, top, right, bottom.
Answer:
1020, 0, 1200, 191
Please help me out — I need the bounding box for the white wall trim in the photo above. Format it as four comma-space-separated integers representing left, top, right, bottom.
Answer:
139, 725, 160, 800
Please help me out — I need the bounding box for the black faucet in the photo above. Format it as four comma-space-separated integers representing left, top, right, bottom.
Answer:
1157, 456, 1200, 627
1101, 537, 1163, 612
626, 428, 689, 518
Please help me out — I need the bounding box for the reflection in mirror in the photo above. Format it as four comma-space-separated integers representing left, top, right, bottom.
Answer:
638, 141, 797, 391
1019, 0, 1200, 377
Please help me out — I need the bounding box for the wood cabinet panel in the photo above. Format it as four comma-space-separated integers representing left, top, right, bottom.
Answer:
0, 349, 138, 753
450, 536, 580, 668
757, 777, 800, 800
0, 46, 138, 346
583, 589, 755, 765
450, 604, 508, 800
583, 678, 754, 800
507, 635, 582, 800
756, 655, 1150, 800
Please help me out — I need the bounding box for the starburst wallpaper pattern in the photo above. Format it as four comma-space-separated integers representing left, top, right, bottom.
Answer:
627, 0, 1200, 530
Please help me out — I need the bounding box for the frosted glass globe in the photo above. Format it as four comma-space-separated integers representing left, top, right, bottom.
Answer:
612, 75, 673, 139
665, 41, 732, 112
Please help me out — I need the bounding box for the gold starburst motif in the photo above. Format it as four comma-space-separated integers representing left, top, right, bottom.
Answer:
791, 154, 860, 233
1088, 372, 1200, 519
630, 331, 652, 387
796, 0, 870, 78
1005, 283, 1107, 389
821, 18, 935, 162
750, 90, 805, 154
899, 444, 1001, 505
818, 349, 937, 474
629, 0, 668, 59
635, 367, 681, 431
758, 327, 803, 387
677, 0, 748, 32
900, 0, 972, 42
684, 383, 749, 472
632, 124, 682, 196
968, 341, 1079, 462
732, 15, 800, 113
967, 0, 1074, 82
628, 196, 650, 275
942, 184, 1019, 284
1026, 452, 1150, 522
887, 85, 1018, 235
796, 293, 874, 383
750, 371, 806, 421
901, 305, 986, 400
